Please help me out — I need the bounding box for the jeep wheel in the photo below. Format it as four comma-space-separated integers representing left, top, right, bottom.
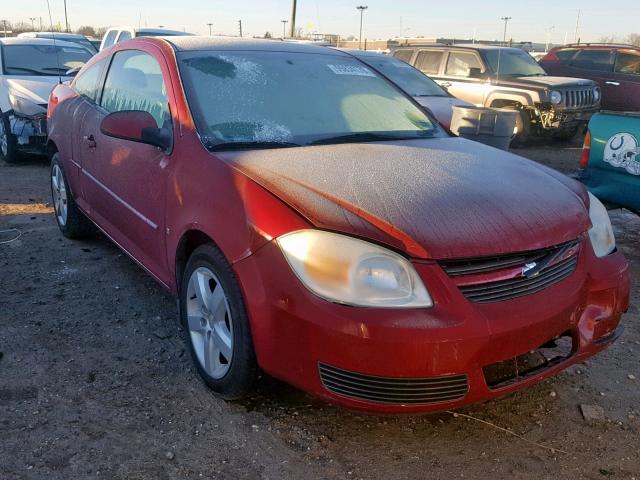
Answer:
508, 108, 531, 146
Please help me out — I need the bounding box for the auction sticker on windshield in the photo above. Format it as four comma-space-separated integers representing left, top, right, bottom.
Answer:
327, 64, 376, 77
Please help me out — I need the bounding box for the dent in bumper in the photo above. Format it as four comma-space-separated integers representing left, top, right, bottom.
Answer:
234, 240, 630, 413
9, 112, 47, 150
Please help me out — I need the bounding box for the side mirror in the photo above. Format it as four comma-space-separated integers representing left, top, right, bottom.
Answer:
100, 110, 171, 151
468, 67, 484, 79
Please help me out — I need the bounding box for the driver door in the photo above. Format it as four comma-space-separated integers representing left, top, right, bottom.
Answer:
81, 48, 173, 282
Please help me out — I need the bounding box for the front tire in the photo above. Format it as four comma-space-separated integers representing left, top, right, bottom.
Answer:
181, 244, 258, 400
0, 111, 18, 163
508, 108, 531, 146
50, 153, 94, 238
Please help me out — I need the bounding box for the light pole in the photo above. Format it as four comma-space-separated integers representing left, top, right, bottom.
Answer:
63, 0, 69, 32
238, 19, 242, 37
289, 0, 297, 38
281, 19, 288, 38
207, 23, 213, 36
545, 25, 555, 52
500, 16, 511, 46
357, 5, 368, 50
29, 17, 36, 31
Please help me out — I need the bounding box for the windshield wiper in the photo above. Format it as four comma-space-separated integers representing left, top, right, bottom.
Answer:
310, 132, 432, 145
208, 140, 301, 151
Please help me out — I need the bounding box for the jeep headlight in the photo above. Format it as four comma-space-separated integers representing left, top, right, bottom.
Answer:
8, 93, 47, 118
277, 230, 433, 308
587, 192, 615, 257
550, 90, 563, 105
593, 86, 601, 102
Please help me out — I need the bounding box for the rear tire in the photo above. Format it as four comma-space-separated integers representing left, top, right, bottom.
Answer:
180, 244, 258, 400
50, 153, 94, 238
0, 111, 18, 163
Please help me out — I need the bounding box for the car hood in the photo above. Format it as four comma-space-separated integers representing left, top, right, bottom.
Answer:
3, 77, 67, 104
415, 96, 474, 129
496, 75, 597, 89
220, 137, 590, 260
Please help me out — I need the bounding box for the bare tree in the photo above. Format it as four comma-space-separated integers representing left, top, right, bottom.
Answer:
599, 35, 615, 44
76, 25, 96, 37
264, 31, 272, 38
628, 33, 640, 47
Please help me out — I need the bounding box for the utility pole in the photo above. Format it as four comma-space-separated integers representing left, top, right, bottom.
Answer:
357, 5, 368, 50
2, 20, 7, 38
281, 20, 288, 38
500, 16, 511, 46
29, 17, 36, 31
63, 0, 69, 32
574, 9, 581, 43
39, 17, 43, 31
238, 20, 242, 37
207, 23, 213, 36
289, 0, 297, 38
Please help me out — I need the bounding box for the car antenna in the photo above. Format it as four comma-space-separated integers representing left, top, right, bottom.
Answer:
45, 0, 63, 84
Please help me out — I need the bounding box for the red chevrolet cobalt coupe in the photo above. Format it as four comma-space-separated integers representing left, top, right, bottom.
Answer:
47, 37, 630, 413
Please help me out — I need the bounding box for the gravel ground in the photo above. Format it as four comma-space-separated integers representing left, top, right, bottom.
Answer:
1, 141, 639, 480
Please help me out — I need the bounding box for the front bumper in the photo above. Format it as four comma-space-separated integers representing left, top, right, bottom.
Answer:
234, 239, 629, 413
537, 107, 597, 132
8, 112, 48, 154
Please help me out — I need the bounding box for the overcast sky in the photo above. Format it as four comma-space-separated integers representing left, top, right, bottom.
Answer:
3, 0, 638, 44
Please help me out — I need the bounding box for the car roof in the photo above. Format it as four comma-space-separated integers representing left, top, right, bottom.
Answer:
106, 26, 193, 36
0, 37, 84, 48
554, 43, 640, 50
394, 44, 517, 52
336, 48, 388, 58
18, 32, 86, 39
165, 36, 348, 54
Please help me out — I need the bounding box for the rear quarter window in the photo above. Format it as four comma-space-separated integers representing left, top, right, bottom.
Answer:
555, 48, 578, 62
102, 30, 117, 49
392, 49, 414, 64
615, 50, 640, 75
414, 50, 444, 75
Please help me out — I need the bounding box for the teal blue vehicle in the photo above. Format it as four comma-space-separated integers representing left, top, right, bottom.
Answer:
579, 112, 640, 214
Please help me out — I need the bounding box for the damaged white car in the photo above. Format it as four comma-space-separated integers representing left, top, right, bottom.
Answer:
0, 37, 92, 162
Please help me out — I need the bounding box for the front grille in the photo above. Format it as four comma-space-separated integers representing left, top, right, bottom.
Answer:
318, 363, 468, 405
459, 255, 578, 303
440, 240, 580, 304
562, 87, 597, 108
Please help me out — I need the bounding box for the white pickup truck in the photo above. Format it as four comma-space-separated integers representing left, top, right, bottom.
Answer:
99, 27, 194, 51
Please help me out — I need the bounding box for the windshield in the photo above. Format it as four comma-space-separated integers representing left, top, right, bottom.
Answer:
178, 50, 438, 149
483, 49, 546, 77
1, 44, 92, 76
356, 55, 448, 97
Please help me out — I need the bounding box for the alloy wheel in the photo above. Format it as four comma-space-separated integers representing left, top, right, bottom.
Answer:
186, 267, 234, 379
51, 164, 68, 226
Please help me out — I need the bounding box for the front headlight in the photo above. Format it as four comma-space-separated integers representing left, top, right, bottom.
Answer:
550, 90, 563, 105
587, 192, 615, 257
277, 230, 433, 308
8, 93, 47, 118
593, 86, 601, 102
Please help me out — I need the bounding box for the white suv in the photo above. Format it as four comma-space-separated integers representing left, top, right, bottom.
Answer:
100, 27, 194, 51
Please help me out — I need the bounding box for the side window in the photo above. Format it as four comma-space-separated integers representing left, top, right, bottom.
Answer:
615, 51, 640, 75
414, 50, 444, 75
555, 48, 578, 63
117, 31, 132, 43
445, 52, 483, 77
101, 50, 171, 129
73, 58, 107, 101
393, 49, 414, 64
102, 30, 117, 49
570, 49, 614, 72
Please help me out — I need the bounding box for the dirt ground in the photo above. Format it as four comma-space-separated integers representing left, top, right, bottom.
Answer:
1, 140, 639, 480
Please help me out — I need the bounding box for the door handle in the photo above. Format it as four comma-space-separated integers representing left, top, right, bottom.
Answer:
83, 134, 96, 149
605, 81, 620, 86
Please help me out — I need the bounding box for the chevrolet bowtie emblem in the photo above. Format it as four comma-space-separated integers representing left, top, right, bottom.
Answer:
522, 262, 539, 277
